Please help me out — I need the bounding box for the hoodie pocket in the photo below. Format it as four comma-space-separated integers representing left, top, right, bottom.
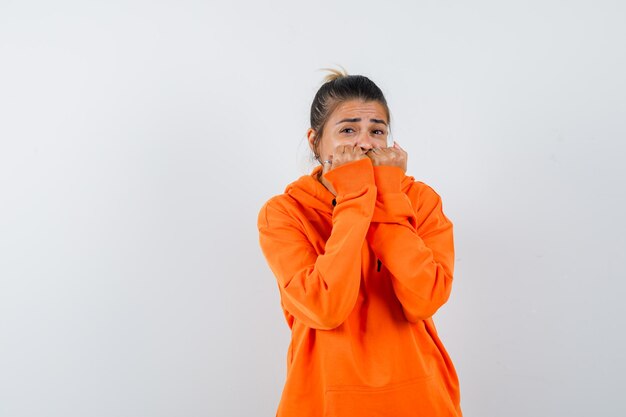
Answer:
323, 374, 455, 417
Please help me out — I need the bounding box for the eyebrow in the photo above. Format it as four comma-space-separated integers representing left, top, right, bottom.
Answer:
335, 117, 388, 126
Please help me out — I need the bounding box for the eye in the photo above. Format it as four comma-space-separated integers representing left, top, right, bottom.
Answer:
373, 129, 386, 135
340, 127, 355, 134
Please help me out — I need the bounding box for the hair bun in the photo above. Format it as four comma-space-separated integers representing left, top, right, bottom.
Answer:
318, 65, 349, 83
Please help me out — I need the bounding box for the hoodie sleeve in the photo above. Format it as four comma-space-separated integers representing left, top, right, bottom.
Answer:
367, 165, 455, 322
258, 158, 376, 330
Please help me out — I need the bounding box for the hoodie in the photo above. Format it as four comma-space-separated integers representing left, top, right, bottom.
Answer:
257, 157, 462, 417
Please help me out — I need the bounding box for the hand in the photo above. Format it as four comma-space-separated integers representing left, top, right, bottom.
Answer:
366, 141, 408, 173
319, 144, 369, 196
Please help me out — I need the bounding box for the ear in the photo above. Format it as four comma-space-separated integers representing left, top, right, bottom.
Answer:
306, 128, 317, 152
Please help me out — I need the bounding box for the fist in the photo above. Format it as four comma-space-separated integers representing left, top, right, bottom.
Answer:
366, 141, 408, 173
322, 144, 369, 173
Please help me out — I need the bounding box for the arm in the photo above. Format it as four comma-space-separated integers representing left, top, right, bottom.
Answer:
258, 158, 376, 330
367, 165, 455, 322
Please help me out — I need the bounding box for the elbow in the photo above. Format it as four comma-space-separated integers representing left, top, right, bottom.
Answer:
314, 316, 347, 331
402, 302, 445, 322
282, 290, 357, 331
394, 267, 454, 322
308, 302, 355, 330
290, 310, 351, 331
398, 281, 453, 323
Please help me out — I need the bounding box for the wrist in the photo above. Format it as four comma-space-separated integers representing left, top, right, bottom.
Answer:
373, 165, 405, 193
323, 158, 375, 195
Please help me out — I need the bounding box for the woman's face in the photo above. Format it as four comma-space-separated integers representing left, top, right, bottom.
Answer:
307, 99, 389, 163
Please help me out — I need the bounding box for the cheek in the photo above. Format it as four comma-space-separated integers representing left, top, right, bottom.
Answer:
331, 135, 355, 148
319, 136, 341, 154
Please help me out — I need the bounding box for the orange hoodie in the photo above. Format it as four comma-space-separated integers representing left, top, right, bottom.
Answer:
257, 157, 462, 417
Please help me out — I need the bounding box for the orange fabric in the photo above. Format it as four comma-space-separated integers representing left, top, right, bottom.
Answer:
258, 157, 462, 417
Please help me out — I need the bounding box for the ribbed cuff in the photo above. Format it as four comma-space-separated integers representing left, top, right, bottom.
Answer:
323, 158, 375, 195
372, 165, 404, 193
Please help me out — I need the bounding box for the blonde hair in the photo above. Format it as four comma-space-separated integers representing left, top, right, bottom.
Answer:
317, 65, 349, 84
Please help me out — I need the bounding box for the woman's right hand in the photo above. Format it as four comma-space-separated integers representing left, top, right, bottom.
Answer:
326, 144, 369, 171
320, 145, 369, 195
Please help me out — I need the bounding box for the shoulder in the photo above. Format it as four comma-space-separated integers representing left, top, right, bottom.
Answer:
405, 180, 453, 225
405, 179, 444, 204
257, 193, 299, 229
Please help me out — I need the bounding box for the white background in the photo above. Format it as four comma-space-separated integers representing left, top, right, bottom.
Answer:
1, 1, 625, 416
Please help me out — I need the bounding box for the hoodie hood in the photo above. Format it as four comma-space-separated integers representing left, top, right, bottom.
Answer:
285, 164, 416, 214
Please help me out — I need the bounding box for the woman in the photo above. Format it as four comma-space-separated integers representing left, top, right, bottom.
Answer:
257, 68, 462, 417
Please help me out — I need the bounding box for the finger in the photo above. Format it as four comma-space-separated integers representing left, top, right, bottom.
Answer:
377, 148, 394, 158
353, 146, 366, 156
389, 147, 402, 156
334, 145, 347, 158
393, 141, 407, 154
321, 158, 332, 174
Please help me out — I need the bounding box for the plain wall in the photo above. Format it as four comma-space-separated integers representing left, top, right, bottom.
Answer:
1, 1, 625, 416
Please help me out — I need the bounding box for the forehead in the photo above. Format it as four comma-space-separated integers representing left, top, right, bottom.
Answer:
330, 100, 387, 121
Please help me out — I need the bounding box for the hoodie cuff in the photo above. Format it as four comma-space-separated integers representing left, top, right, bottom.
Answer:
372, 165, 404, 193
370, 165, 417, 228
323, 158, 375, 196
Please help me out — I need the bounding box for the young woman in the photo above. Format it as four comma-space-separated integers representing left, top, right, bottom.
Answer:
257, 68, 462, 417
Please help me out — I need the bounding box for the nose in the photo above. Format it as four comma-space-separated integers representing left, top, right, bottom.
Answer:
355, 132, 375, 151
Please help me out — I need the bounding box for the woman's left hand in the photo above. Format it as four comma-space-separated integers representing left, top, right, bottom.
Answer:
366, 141, 408, 173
